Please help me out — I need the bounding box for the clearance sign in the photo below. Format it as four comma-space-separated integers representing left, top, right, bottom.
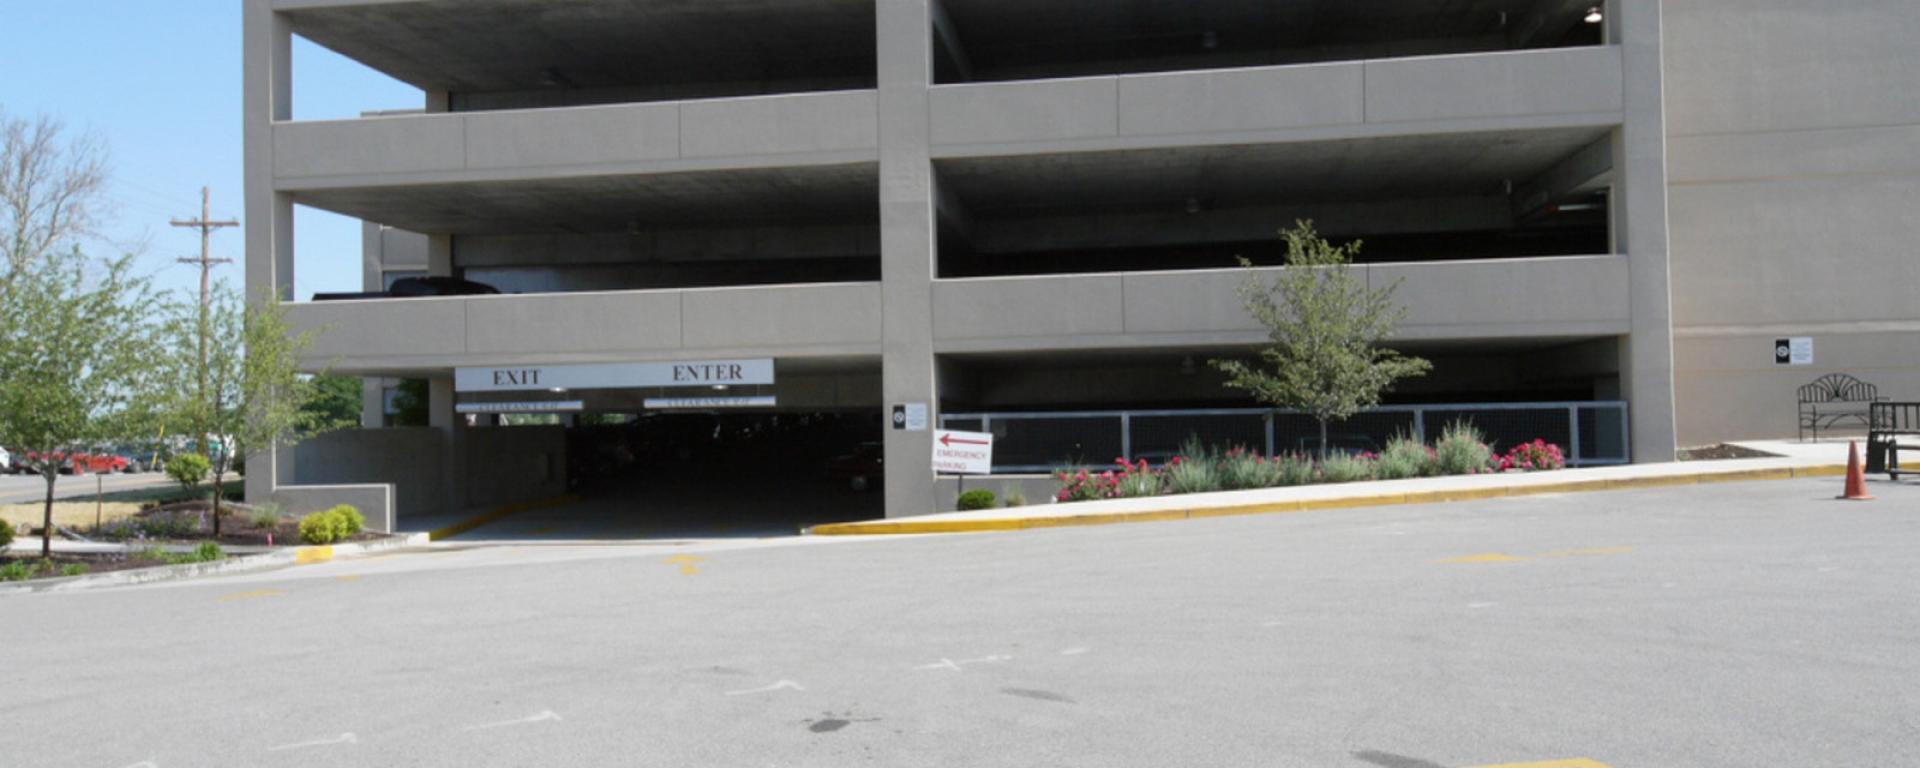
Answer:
931, 430, 993, 475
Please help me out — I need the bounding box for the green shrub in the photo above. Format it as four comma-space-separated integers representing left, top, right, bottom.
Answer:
0, 520, 12, 548
1000, 485, 1027, 508
1218, 448, 1282, 490
1374, 435, 1436, 480
193, 542, 225, 563
328, 505, 366, 537
957, 489, 997, 511
59, 563, 89, 577
0, 561, 28, 582
1318, 452, 1375, 483
298, 511, 340, 545
166, 453, 212, 495
1274, 453, 1315, 486
1434, 421, 1496, 475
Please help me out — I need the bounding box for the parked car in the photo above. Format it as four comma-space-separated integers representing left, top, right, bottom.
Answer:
25, 450, 129, 475
312, 276, 502, 301
0, 447, 14, 474
826, 442, 884, 492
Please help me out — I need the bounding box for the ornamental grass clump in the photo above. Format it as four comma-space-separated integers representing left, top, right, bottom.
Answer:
1218, 447, 1283, 490
1317, 451, 1375, 483
1374, 435, 1437, 480
1434, 421, 1496, 475
1163, 438, 1222, 494
1274, 453, 1316, 486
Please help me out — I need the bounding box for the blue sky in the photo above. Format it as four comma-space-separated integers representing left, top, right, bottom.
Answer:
1, 2, 422, 300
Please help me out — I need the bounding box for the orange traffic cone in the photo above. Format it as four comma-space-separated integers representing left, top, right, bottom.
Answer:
1839, 440, 1874, 501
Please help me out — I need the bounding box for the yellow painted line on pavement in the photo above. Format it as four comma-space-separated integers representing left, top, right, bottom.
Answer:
1469, 760, 1610, 768
664, 554, 704, 575
428, 495, 580, 541
334, 574, 362, 582
218, 589, 284, 602
295, 546, 334, 565
1438, 553, 1526, 564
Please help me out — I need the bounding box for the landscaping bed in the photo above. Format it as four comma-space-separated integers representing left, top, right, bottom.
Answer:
0, 543, 231, 582
1035, 424, 1570, 507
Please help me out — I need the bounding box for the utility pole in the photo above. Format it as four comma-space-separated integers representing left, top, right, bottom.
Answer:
172, 187, 239, 459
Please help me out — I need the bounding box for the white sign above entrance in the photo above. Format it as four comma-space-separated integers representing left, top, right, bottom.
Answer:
455, 400, 585, 414
456, 359, 773, 393
644, 396, 777, 410
932, 429, 994, 475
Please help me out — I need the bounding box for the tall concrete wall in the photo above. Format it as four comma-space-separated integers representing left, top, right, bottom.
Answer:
1664, 0, 1920, 443
282, 428, 447, 518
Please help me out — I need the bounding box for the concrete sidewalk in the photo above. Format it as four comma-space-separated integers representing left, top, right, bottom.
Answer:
809, 442, 1857, 536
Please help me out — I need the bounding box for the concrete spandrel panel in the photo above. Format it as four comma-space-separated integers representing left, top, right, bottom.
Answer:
464, 103, 681, 170
1668, 178, 1920, 328
287, 298, 469, 362
932, 275, 1125, 340
1664, 0, 1920, 137
930, 78, 1118, 146
1372, 256, 1630, 334
680, 91, 879, 158
680, 283, 882, 349
1120, 269, 1270, 335
274, 116, 465, 179
1363, 47, 1624, 124
464, 291, 684, 356
1117, 63, 1364, 137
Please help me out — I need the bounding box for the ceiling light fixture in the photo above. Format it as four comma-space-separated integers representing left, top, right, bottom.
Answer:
1584, 7, 1604, 24
711, 384, 731, 392
549, 387, 568, 394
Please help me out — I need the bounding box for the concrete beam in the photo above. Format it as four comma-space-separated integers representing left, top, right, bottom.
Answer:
974, 197, 1514, 254
1512, 135, 1614, 220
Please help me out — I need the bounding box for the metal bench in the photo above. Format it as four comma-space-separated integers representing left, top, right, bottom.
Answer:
1866, 402, 1920, 479
1798, 373, 1885, 441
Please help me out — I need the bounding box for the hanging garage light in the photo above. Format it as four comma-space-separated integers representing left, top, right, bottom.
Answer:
1585, 7, 1604, 24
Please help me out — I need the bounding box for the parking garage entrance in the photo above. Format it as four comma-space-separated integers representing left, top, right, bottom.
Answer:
451, 359, 882, 540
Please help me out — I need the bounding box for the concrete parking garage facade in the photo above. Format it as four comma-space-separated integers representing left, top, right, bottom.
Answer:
243, 0, 1920, 525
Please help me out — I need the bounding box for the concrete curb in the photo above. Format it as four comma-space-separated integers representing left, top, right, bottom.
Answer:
426, 496, 580, 541
807, 463, 1849, 536
0, 533, 431, 595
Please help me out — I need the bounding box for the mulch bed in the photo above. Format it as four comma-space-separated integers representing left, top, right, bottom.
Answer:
107, 501, 383, 547
1678, 443, 1781, 461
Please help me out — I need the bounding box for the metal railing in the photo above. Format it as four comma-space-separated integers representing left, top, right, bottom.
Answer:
942, 401, 1630, 473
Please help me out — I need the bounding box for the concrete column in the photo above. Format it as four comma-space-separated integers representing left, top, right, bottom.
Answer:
427, 234, 454, 278
877, 0, 939, 517
361, 379, 384, 428
428, 377, 467, 513
243, 0, 294, 506
1614, 0, 1678, 462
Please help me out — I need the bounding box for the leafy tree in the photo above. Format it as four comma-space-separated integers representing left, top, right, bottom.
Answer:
301, 373, 364, 433
1212, 221, 1431, 457
158, 282, 323, 535
0, 249, 154, 557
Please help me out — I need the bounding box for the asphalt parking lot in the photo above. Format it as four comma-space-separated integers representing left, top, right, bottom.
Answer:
3, 476, 1916, 767
0, 470, 174, 505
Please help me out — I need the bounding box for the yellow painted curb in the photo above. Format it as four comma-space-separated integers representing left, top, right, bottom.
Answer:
807, 462, 1850, 536
294, 546, 334, 565
428, 495, 580, 541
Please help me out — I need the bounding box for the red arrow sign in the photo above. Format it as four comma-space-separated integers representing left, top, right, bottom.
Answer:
940, 433, 989, 447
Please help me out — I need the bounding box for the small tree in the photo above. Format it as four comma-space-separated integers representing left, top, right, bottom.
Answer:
0, 250, 154, 557
160, 283, 323, 535
1212, 221, 1431, 457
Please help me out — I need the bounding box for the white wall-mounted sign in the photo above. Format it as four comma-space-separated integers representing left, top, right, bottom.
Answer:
455, 401, 585, 414
644, 396, 778, 410
932, 429, 993, 475
456, 359, 773, 392
1774, 337, 1813, 366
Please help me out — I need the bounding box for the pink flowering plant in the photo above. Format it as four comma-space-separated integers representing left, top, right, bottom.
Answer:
1498, 439, 1566, 471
